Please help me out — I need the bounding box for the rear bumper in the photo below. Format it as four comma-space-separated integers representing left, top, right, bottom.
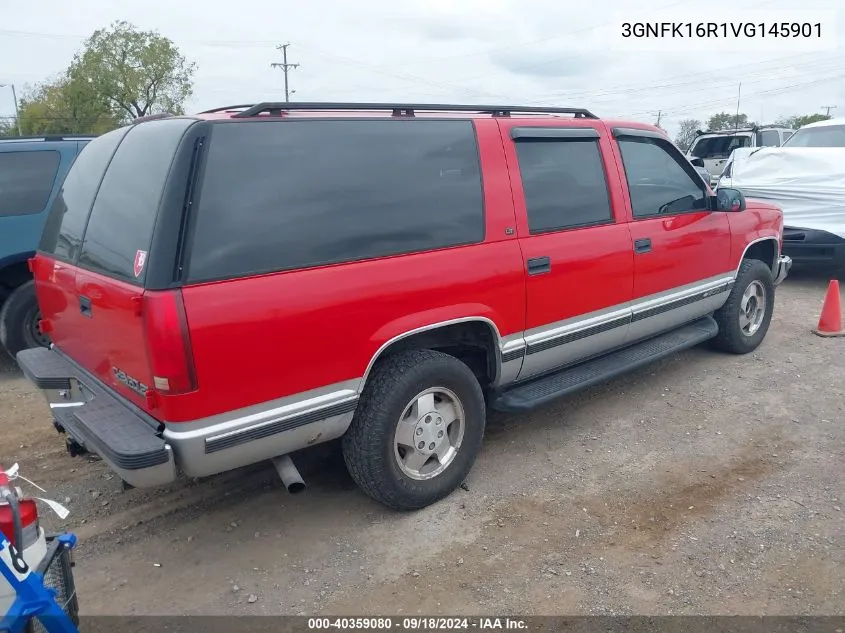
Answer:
15, 346, 358, 487
782, 227, 845, 271
773, 254, 792, 286
15, 347, 178, 488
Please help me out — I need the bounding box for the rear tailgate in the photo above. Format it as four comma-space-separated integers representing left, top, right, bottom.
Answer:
34, 118, 197, 415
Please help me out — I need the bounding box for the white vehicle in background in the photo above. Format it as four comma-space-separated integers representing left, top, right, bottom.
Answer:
686, 125, 793, 189
720, 118, 845, 274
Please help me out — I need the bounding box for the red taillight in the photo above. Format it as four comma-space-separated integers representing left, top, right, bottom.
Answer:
142, 290, 197, 395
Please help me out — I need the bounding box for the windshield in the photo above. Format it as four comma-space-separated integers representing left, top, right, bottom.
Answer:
782, 125, 845, 147
689, 134, 752, 159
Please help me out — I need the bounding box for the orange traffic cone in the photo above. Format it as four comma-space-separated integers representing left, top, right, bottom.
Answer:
813, 279, 844, 337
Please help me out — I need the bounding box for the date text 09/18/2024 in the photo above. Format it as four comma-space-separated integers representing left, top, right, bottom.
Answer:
307, 617, 528, 630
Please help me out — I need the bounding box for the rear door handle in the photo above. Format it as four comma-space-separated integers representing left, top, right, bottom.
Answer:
79, 296, 92, 318
634, 238, 652, 254
527, 256, 551, 275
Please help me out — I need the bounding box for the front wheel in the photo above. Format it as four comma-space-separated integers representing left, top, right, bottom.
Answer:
0, 281, 50, 359
342, 349, 486, 511
711, 259, 775, 354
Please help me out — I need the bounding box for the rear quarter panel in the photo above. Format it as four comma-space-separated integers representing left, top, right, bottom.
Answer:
173, 118, 526, 423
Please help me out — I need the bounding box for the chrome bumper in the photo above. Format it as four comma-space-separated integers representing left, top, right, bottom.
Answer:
774, 254, 792, 286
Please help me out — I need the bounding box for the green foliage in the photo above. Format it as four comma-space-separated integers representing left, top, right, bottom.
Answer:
775, 113, 831, 129
68, 20, 196, 122
674, 118, 702, 151
17, 76, 119, 135
0, 118, 15, 137
706, 112, 755, 131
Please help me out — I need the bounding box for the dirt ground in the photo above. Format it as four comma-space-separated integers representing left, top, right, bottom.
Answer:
0, 272, 842, 617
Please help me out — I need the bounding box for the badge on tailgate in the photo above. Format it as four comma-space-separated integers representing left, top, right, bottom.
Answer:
112, 367, 149, 396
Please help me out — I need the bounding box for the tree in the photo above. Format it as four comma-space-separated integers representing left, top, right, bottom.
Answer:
775, 113, 831, 129
674, 118, 702, 152
707, 112, 755, 131
68, 20, 196, 123
0, 118, 15, 137
16, 76, 119, 136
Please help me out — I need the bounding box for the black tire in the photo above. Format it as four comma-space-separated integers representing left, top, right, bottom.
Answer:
0, 280, 49, 359
342, 349, 486, 511
710, 259, 775, 354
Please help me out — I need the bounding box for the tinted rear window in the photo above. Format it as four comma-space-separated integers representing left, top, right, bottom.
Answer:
77, 118, 194, 283
0, 150, 61, 217
689, 135, 751, 159
187, 119, 484, 282
39, 128, 129, 260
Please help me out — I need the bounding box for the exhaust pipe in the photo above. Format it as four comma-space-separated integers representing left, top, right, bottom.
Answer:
272, 455, 305, 494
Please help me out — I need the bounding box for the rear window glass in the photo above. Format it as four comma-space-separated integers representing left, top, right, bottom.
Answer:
689, 135, 751, 159
0, 150, 61, 217
39, 128, 129, 261
187, 119, 484, 282
77, 118, 194, 283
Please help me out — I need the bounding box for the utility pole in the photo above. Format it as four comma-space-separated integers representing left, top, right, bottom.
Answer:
270, 43, 300, 102
0, 83, 21, 135
821, 105, 837, 117
655, 110, 662, 127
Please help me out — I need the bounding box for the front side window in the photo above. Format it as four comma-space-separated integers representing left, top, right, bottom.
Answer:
618, 137, 707, 218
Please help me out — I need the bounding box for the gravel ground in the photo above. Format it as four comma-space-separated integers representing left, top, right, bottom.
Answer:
0, 271, 842, 616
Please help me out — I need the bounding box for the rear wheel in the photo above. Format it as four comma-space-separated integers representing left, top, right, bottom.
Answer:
711, 259, 775, 354
0, 281, 50, 359
342, 349, 485, 510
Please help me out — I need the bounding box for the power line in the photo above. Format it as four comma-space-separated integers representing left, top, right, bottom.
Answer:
270, 43, 299, 102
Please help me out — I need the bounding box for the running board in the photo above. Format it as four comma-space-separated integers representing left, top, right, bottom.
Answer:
490, 316, 718, 413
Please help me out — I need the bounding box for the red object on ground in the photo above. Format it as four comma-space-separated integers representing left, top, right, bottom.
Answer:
814, 279, 844, 337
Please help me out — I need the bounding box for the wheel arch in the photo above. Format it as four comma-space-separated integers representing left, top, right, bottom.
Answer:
738, 236, 778, 274
359, 316, 504, 394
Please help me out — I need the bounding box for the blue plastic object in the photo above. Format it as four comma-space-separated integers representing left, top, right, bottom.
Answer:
0, 532, 79, 633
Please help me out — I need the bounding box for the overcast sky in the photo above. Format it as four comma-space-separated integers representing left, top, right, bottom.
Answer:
1, 0, 842, 137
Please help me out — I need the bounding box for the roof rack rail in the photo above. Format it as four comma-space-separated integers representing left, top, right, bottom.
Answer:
197, 104, 258, 114
224, 102, 598, 119
132, 112, 175, 123
0, 134, 96, 142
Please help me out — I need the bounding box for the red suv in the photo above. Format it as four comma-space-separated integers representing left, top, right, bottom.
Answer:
16, 103, 791, 510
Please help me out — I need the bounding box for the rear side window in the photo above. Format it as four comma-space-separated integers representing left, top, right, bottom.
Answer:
77, 118, 194, 283
514, 138, 612, 233
760, 130, 780, 147
187, 119, 484, 282
39, 128, 129, 261
0, 150, 61, 217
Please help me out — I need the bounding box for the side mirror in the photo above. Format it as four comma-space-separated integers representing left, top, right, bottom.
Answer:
690, 157, 705, 168
712, 187, 746, 212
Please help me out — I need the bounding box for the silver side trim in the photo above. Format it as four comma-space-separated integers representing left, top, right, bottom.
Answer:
523, 273, 734, 349
163, 379, 360, 436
